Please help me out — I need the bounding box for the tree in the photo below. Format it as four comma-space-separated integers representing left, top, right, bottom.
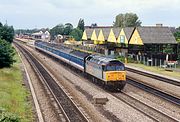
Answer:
0, 24, 14, 43
64, 23, 73, 35
50, 24, 64, 39
174, 31, 180, 43
77, 18, 85, 31
114, 13, 141, 27
0, 39, 15, 68
174, 28, 180, 60
91, 23, 98, 27
70, 28, 83, 41
0, 22, 2, 27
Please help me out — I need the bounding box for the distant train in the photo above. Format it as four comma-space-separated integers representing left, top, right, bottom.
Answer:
34, 40, 126, 90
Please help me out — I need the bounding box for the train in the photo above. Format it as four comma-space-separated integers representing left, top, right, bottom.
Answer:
34, 40, 126, 90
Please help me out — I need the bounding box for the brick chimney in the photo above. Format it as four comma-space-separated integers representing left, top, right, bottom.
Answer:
156, 24, 163, 27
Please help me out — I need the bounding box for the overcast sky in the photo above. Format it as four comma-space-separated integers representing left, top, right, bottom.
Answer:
0, 0, 179, 29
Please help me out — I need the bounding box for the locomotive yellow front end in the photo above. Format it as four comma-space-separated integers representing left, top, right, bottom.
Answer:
105, 71, 126, 81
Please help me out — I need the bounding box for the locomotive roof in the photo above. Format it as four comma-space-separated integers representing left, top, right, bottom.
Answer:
88, 54, 121, 65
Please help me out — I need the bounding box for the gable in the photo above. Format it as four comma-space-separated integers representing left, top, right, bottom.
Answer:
117, 29, 128, 44
129, 29, 143, 45
107, 29, 116, 43
97, 29, 105, 41
91, 29, 97, 40
82, 30, 87, 40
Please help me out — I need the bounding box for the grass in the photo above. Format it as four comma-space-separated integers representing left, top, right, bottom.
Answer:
127, 63, 180, 79
0, 50, 33, 121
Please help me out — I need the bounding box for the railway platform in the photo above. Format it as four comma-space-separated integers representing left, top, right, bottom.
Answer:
125, 64, 180, 82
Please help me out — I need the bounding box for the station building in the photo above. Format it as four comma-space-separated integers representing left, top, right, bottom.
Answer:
82, 25, 178, 63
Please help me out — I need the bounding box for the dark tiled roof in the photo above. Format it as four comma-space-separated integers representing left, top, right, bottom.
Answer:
85, 28, 94, 39
137, 27, 177, 44
123, 27, 135, 41
94, 28, 101, 37
101, 28, 111, 40
113, 28, 121, 38
85, 26, 113, 29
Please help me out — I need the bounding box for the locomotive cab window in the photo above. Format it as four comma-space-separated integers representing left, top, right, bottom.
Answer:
105, 65, 124, 71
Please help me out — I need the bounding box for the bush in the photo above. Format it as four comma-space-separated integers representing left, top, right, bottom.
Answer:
0, 39, 15, 68
116, 56, 125, 63
127, 56, 136, 63
0, 112, 20, 122
0, 24, 14, 43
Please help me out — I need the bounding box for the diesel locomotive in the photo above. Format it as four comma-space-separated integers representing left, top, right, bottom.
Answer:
35, 40, 126, 90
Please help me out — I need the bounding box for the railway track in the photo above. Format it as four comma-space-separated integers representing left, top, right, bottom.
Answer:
14, 42, 89, 122
31, 41, 180, 106
126, 67, 180, 86
113, 92, 179, 122
127, 77, 180, 106
16, 40, 179, 121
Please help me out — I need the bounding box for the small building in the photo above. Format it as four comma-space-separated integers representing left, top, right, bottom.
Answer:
32, 31, 50, 42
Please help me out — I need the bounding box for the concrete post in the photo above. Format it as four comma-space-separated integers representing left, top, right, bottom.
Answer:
111, 51, 114, 56
160, 59, 161, 67
105, 49, 108, 56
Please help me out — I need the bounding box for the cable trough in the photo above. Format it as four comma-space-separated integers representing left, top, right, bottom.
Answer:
14, 42, 89, 122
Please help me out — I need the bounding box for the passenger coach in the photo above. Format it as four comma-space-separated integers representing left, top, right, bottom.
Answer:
35, 40, 126, 90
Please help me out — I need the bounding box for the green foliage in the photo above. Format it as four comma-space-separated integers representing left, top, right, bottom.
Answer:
15, 28, 43, 35
116, 56, 135, 63
77, 18, 85, 31
174, 31, 180, 43
70, 28, 83, 41
0, 24, 14, 43
178, 44, 180, 61
0, 53, 34, 122
64, 23, 73, 35
50, 23, 74, 39
0, 39, 15, 68
114, 13, 141, 27
0, 22, 2, 27
0, 109, 20, 122
50, 24, 64, 39
91, 23, 98, 27
173, 28, 180, 61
